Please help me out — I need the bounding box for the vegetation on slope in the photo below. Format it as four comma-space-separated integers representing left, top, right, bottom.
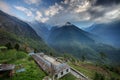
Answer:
0, 49, 46, 80
0, 10, 56, 56
0, 29, 56, 55
0, 47, 77, 80
60, 73, 77, 80
62, 54, 120, 80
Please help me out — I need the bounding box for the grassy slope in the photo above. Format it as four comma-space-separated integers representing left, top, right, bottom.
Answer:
0, 29, 56, 55
11, 59, 46, 80
68, 61, 120, 80
0, 49, 46, 80
0, 49, 77, 80
60, 73, 77, 80
2, 48, 119, 80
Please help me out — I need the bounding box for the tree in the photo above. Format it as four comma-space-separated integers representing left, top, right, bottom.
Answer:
100, 52, 107, 60
94, 72, 99, 80
49, 52, 53, 56
81, 55, 85, 62
5, 42, 12, 49
34, 48, 38, 53
100, 75, 105, 80
14, 43, 20, 50
94, 72, 105, 80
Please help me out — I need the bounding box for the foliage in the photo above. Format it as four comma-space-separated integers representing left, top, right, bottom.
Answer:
99, 52, 107, 59
11, 60, 46, 80
68, 60, 120, 80
0, 29, 57, 57
60, 73, 76, 80
0, 49, 27, 63
14, 43, 20, 51
63, 53, 76, 62
0, 46, 7, 49
81, 55, 86, 62
93, 72, 105, 80
0, 49, 46, 80
5, 42, 13, 50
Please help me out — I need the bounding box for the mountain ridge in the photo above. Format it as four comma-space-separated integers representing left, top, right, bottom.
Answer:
47, 22, 120, 64
0, 10, 55, 53
47, 22, 100, 61
85, 20, 120, 48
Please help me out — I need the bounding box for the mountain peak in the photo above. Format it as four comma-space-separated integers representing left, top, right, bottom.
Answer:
65, 22, 72, 26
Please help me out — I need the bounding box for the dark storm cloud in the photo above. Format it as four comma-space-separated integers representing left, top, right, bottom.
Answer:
45, 0, 120, 25
95, 0, 120, 6
87, 8, 104, 19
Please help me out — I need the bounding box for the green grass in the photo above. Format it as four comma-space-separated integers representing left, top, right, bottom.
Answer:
1, 49, 119, 80
68, 61, 120, 80
0, 49, 77, 80
68, 62, 94, 79
0, 46, 7, 49
109, 71, 120, 80
0, 49, 27, 63
0, 49, 46, 80
60, 73, 77, 80
10, 59, 46, 80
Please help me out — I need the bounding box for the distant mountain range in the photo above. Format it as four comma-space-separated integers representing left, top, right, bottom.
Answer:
28, 21, 51, 41
0, 10, 119, 65
48, 22, 95, 44
47, 22, 120, 64
0, 10, 54, 53
0, 10, 40, 39
85, 21, 120, 48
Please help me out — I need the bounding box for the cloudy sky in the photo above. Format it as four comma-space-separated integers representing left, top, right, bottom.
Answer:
0, 0, 120, 28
